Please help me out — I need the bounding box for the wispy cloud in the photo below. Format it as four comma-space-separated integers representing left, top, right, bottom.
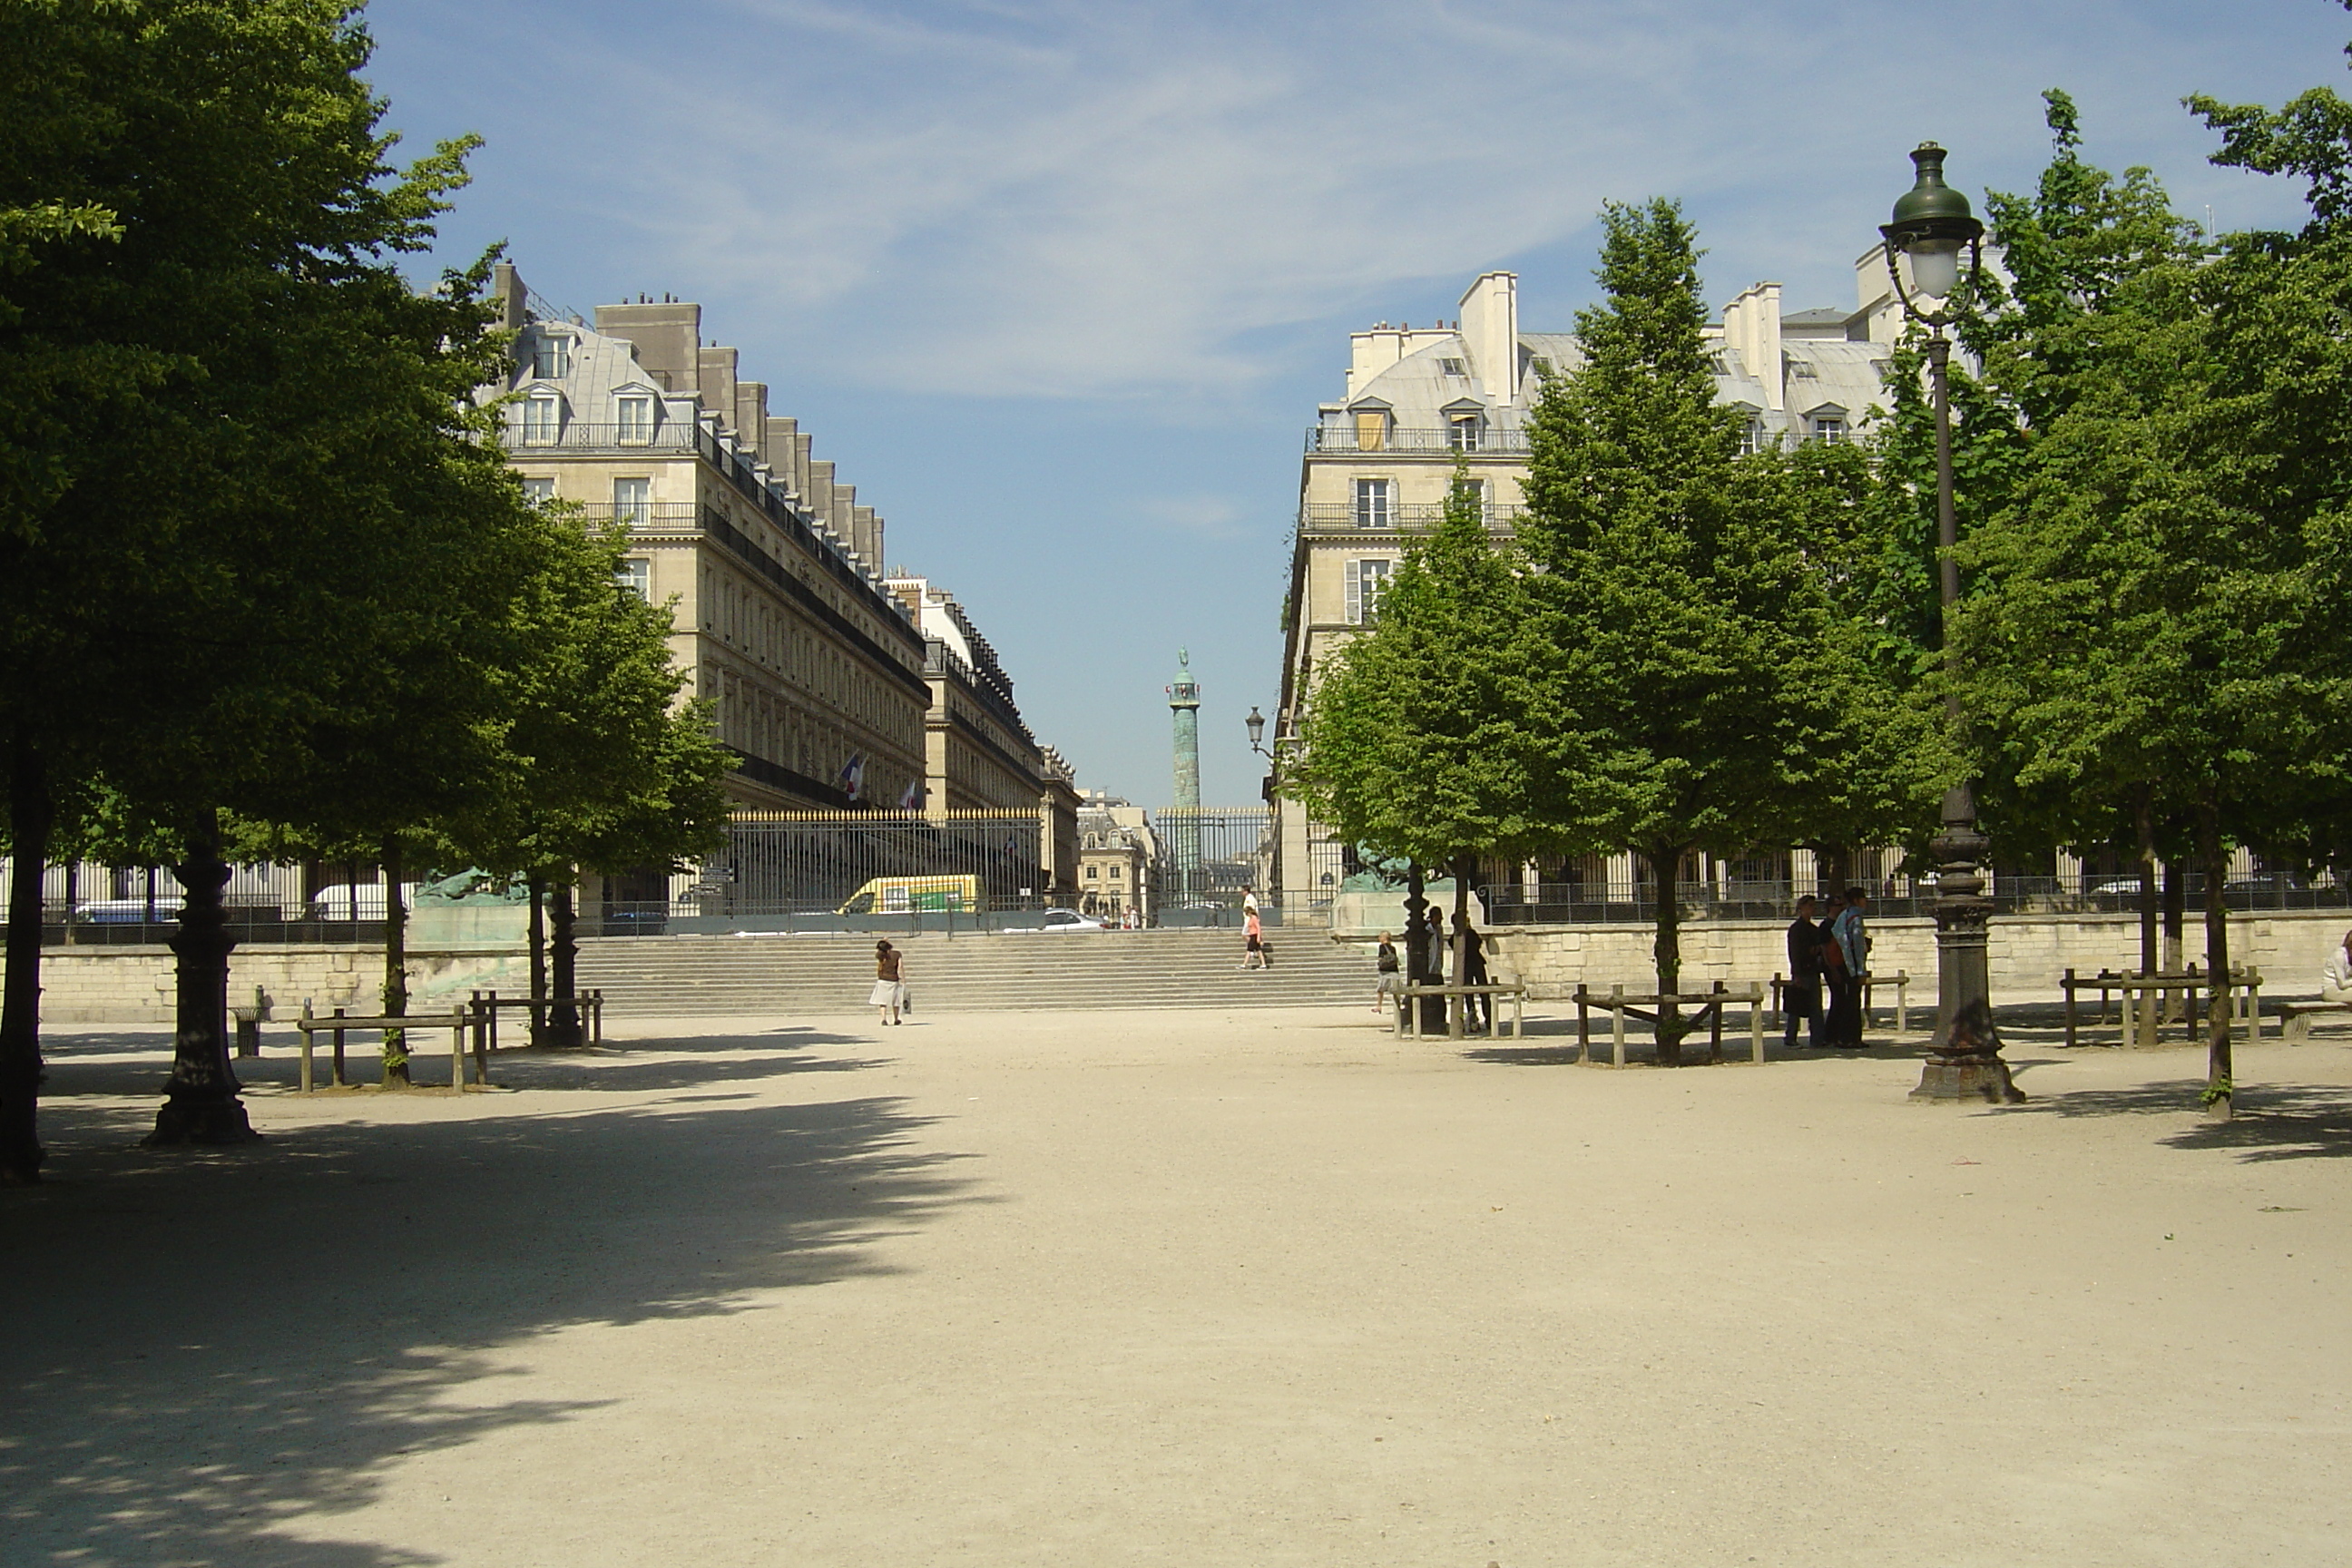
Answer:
446, 0, 2345, 402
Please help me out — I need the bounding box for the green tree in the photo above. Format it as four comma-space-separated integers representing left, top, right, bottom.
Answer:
1520, 199, 1945, 1061
0, 0, 515, 1171
1291, 462, 1556, 1024
1956, 85, 2352, 1113
459, 509, 732, 1046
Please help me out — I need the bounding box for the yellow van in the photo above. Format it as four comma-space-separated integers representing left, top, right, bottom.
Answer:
837, 876, 981, 916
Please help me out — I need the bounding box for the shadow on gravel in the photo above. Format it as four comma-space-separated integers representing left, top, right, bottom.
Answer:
2011, 1079, 2352, 1161
1, 1036, 979, 1566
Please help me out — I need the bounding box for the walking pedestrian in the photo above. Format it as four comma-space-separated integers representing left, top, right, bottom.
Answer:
1783, 894, 1827, 1051
1239, 906, 1268, 971
870, 939, 906, 1025
1831, 886, 1870, 1045
1373, 932, 1402, 1013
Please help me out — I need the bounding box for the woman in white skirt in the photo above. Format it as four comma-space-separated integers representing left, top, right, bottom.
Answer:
870, 939, 906, 1024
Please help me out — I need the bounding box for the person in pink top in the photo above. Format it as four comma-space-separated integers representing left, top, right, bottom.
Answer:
1239, 906, 1268, 971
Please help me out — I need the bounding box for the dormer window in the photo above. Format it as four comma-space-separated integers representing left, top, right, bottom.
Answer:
1352, 408, 1389, 452
531, 333, 572, 380
1447, 412, 1484, 453
1739, 418, 1767, 457
1812, 415, 1847, 446
520, 394, 562, 446
616, 394, 655, 444
1789, 360, 1818, 380
1439, 358, 1467, 377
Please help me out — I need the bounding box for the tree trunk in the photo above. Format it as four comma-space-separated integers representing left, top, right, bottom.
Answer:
548, 875, 583, 1048
145, 809, 258, 1145
1651, 842, 1686, 1065
2161, 858, 2186, 1017
1817, 843, 1851, 904
382, 839, 409, 1087
1447, 858, 1470, 1040
2198, 799, 2232, 1119
526, 870, 547, 1046
1, 737, 53, 1182
2134, 793, 2159, 976
60, 861, 78, 946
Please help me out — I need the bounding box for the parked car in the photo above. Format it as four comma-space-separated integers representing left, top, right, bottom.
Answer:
2090, 877, 2143, 898
1001, 908, 1103, 933
309, 884, 424, 921
73, 898, 173, 925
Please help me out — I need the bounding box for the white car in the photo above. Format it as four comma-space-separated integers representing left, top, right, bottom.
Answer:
1001, 908, 1104, 933
309, 884, 425, 921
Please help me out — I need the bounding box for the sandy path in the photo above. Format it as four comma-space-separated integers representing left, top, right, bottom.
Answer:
3, 1006, 2347, 1566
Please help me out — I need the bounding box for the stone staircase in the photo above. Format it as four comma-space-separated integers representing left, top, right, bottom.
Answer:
574, 927, 1378, 1016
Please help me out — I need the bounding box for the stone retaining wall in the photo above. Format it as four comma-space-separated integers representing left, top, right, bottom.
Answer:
1477, 908, 2350, 1002
3, 944, 527, 1025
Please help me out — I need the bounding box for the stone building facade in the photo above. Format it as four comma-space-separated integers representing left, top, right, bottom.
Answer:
485, 266, 1070, 836
1272, 253, 1911, 907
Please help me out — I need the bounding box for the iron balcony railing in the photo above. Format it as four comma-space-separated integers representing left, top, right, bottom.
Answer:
570, 502, 700, 526
1297, 502, 1527, 532
1305, 426, 1533, 455
504, 420, 704, 453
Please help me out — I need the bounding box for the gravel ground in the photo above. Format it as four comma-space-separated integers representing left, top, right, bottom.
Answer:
4, 1005, 2347, 1566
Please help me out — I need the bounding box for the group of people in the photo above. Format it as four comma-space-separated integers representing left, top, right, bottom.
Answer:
1783, 887, 1871, 1051
1372, 909, 1493, 1031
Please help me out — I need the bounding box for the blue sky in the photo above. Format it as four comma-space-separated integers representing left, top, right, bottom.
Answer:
365, 0, 2344, 807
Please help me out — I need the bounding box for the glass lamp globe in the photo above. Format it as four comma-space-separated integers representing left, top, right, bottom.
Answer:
1907, 237, 1964, 299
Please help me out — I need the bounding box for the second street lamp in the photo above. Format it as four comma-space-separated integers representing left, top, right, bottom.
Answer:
1879, 141, 2024, 1104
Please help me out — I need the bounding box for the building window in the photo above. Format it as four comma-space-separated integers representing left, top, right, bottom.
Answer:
1346, 557, 1393, 624
1353, 478, 1392, 529
1789, 360, 1818, 379
1531, 356, 1553, 378
1109, 864, 1122, 880
1812, 416, 1847, 446
1352, 411, 1387, 451
1086, 865, 1099, 879
1447, 414, 1483, 452
1738, 419, 1765, 457
521, 475, 555, 505
531, 334, 572, 380
616, 395, 655, 443
613, 476, 652, 524
616, 558, 651, 600
1438, 358, 1467, 377
520, 395, 562, 445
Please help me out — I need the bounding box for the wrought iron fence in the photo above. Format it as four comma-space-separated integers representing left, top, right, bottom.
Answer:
1479, 875, 2351, 926
657, 810, 1046, 927
5, 858, 410, 946
1155, 808, 1274, 918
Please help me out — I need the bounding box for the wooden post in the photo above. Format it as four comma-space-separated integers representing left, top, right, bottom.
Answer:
1709, 979, 1725, 1065
1770, 972, 1784, 1029
2064, 968, 2076, 1050
1575, 984, 1590, 1063
1896, 971, 1910, 1035
1610, 984, 1626, 1069
1748, 982, 1764, 1064
331, 1006, 348, 1088
1512, 987, 1524, 1040
450, 1011, 465, 1089
472, 996, 491, 1088
299, 1001, 315, 1093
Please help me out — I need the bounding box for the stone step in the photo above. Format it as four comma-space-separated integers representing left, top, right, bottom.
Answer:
573, 930, 1377, 1015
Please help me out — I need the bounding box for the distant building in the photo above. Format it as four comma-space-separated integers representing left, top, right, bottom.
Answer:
1272, 253, 1910, 906
1076, 791, 1158, 923
486, 264, 929, 815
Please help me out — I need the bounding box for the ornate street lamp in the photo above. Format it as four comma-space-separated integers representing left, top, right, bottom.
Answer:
1880, 142, 2023, 1104
1245, 706, 1268, 755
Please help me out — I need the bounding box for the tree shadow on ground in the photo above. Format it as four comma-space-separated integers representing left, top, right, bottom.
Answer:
2, 1037, 980, 1566
2006, 1078, 2352, 1161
